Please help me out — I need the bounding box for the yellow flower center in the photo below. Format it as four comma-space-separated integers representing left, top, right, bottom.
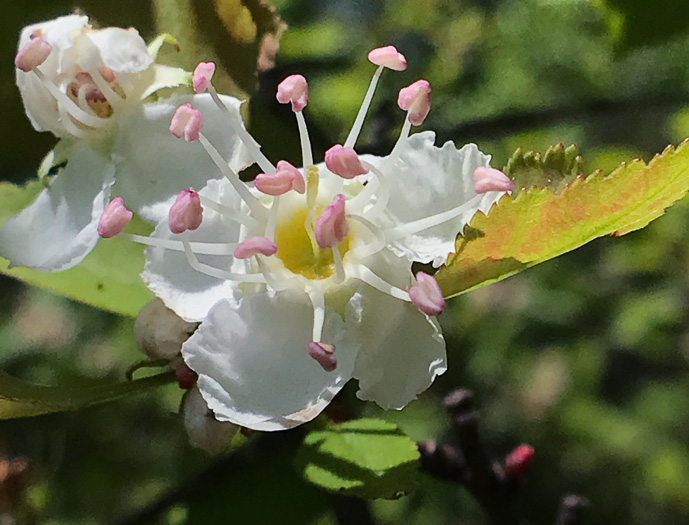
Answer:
275, 207, 349, 280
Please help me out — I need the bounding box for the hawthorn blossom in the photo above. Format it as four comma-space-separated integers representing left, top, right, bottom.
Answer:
133, 47, 512, 431
0, 14, 252, 271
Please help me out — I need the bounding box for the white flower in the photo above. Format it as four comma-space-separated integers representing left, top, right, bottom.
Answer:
134, 47, 511, 431
0, 14, 252, 271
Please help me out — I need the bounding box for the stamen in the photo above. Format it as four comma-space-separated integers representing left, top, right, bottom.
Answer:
126, 233, 237, 255
325, 145, 369, 179
58, 106, 89, 138
308, 341, 337, 372
82, 65, 123, 107
355, 265, 410, 302
343, 45, 407, 149
344, 66, 383, 149
183, 240, 265, 283
397, 80, 431, 126
169, 189, 203, 234
98, 197, 132, 238
198, 196, 260, 230
351, 161, 389, 219
367, 45, 408, 71
332, 247, 345, 283
15, 37, 52, 72
276, 74, 309, 112
207, 84, 275, 174
266, 196, 280, 240
315, 194, 349, 249
255, 256, 293, 292
197, 133, 267, 219
193, 62, 215, 94
409, 272, 445, 316
384, 198, 481, 243
473, 167, 515, 193
346, 214, 385, 258
255, 161, 304, 196
295, 111, 314, 167
233, 236, 277, 259
308, 290, 326, 342
170, 104, 202, 142
31, 68, 106, 128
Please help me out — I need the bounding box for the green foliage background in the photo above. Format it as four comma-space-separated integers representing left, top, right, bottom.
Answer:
3, 0, 689, 523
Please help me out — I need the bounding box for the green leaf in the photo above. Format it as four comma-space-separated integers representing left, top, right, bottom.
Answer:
0, 181, 154, 317
296, 418, 420, 499
436, 140, 689, 297
0, 369, 174, 419
506, 142, 584, 195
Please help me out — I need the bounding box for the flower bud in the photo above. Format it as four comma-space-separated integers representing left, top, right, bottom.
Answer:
97, 197, 132, 238
169, 103, 203, 142
398, 80, 431, 126
324, 145, 369, 179
308, 341, 337, 372
368, 45, 407, 71
134, 299, 198, 361
503, 444, 535, 478
234, 236, 278, 259
15, 36, 52, 72
315, 194, 349, 248
473, 167, 514, 193
169, 189, 203, 234
276, 74, 308, 112
193, 62, 215, 94
182, 386, 238, 455
409, 271, 445, 316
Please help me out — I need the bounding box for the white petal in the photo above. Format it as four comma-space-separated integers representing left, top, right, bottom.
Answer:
0, 146, 115, 271
83, 27, 153, 73
142, 179, 244, 322
183, 292, 359, 431
351, 249, 446, 409
16, 15, 89, 135
378, 131, 503, 267
352, 292, 446, 409
111, 93, 253, 222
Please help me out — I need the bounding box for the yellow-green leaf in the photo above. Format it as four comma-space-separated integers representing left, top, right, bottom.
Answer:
436, 140, 689, 297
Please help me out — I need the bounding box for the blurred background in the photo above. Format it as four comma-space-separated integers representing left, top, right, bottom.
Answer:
3, 0, 689, 523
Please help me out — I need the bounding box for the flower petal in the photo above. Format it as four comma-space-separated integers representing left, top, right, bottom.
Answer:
111, 93, 253, 222
183, 292, 360, 431
142, 179, 243, 322
351, 249, 446, 409
352, 291, 446, 409
16, 15, 89, 135
379, 131, 504, 267
83, 27, 153, 73
0, 146, 115, 271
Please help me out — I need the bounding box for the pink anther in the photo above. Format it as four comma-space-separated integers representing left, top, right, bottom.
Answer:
397, 80, 432, 126
324, 145, 369, 179
15, 36, 52, 72
169, 189, 203, 234
276, 74, 309, 112
308, 341, 337, 372
169, 104, 203, 142
473, 167, 515, 194
193, 62, 215, 94
98, 197, 133, 238
367, 45, 407, 71
408, 271, 445, 316
254, 161, 305, 196
233, 236, 278, 259
315, 194, 349, 249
